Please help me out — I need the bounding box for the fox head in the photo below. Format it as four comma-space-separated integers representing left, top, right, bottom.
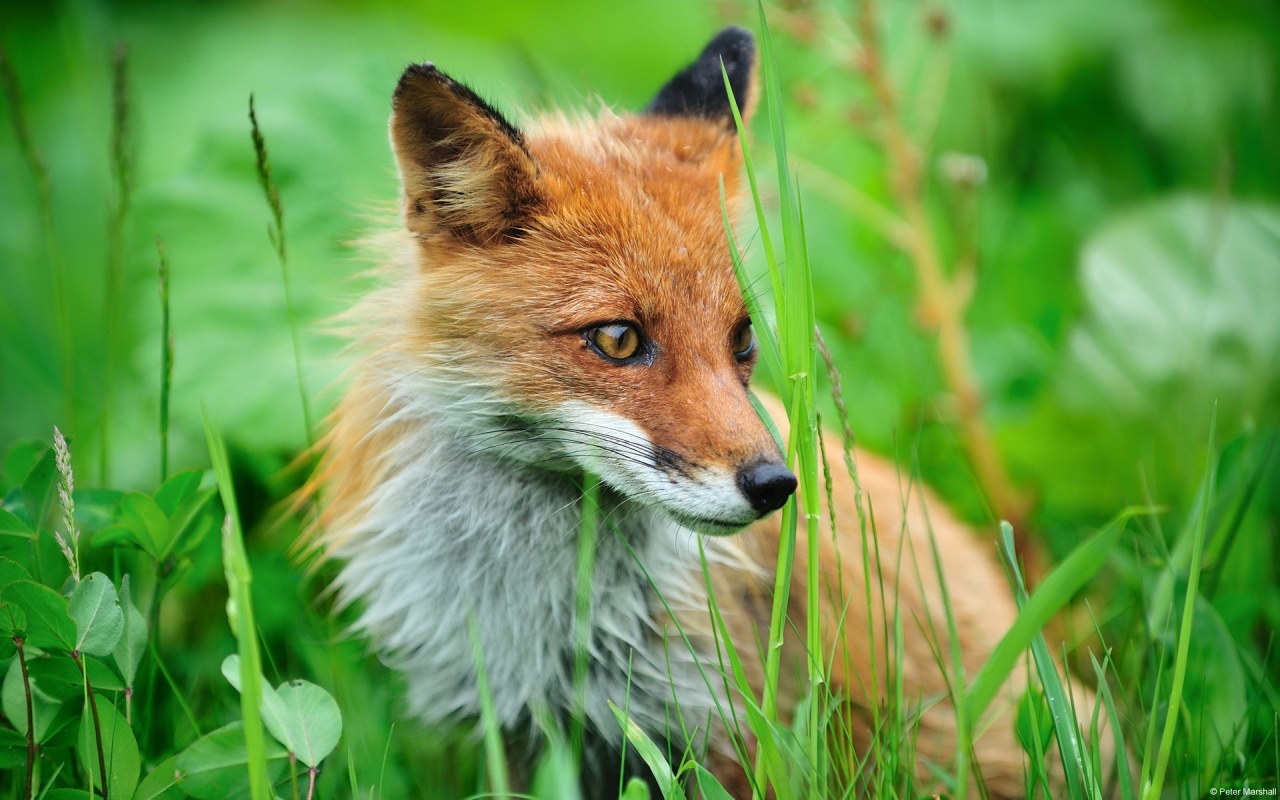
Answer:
385, 27, 796, 534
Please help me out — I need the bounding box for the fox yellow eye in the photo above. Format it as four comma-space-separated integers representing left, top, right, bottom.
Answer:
732, 321, 756, 361
587, 323, 642, 362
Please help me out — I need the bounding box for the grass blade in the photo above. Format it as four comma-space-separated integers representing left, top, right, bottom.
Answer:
966, 509, 1148, 724
203, 411, 272, 800
249, 95, 312, 445
1142, 415, 1217, 800
469, 616, 510, 798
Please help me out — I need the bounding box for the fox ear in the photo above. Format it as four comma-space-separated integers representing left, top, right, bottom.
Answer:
645, 26, 757, 127
390, 64, 542, 244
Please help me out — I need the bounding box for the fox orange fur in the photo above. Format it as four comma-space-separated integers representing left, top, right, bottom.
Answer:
315, 27, 1103, 799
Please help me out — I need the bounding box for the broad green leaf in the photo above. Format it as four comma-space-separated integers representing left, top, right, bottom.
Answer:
119, 492, 171, 559
174, 722, 287, 800
20, 446, 57, 534
620, 778, 652, 800
221, 654, 290, 754
0, 557, 31, 634
2, 654, 61, 742
114, 574, 148, 686
69, 571, 125, 656
26, 653, 124, 698
0, 508, 33, 540
2, 580, 76, 651
73, 488, 124, 535
1065, 198, 1280, 470
43, 791, 95, 800
133, 754, 184, 800
77, 693, 140, 800
0, 599, 25, 637
3, 441, 43, 493
154, 469, 205, 516
0, 728, 23, 768
0, 557, 31, 586
274, 679, 343, 767
93, 523, 143, 549
167, 486, 219, 558
609, 702, 687, 800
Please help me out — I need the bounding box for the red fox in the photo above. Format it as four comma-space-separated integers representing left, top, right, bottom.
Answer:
315, 26, 1103, 799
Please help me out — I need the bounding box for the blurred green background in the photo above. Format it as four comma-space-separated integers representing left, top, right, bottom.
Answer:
2, 0, 1278, 794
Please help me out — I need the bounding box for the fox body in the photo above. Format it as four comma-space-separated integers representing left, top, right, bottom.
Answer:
318, 28, 1090, 798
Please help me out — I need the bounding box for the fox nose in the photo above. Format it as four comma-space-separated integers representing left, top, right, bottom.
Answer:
737, 461, 798, 515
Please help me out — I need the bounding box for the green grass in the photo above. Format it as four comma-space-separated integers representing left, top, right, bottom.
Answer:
1, 0, 1278, 798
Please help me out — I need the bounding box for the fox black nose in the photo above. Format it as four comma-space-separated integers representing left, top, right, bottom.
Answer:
737, 461, 797, 515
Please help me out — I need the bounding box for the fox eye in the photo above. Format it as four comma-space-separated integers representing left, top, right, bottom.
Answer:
586, 323, 643, 362
732, 321, 756, 361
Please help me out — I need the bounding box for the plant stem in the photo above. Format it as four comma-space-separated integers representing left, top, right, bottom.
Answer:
15, 637, 35, 800
157, 238, 173, 481
249, 95, 313, 444
74, 651, 110, 799
852, 0, 1028, 529
102, 43, 133, 485
306, 767, 317, 800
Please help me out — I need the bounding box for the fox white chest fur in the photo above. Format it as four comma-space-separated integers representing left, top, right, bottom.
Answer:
326, 339, 724, 741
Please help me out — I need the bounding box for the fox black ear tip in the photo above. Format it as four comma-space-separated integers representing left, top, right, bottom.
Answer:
701, 26, 756, 78
394, 62, 444, 103
707, 25, 756, 53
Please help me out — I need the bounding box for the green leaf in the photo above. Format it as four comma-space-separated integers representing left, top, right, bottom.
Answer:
965, 510, 1145, 723
274, 679, 343, 767
154, 469, 205, 516
0, 557, 30, 634
0, 728, 26, 768
26, 653, 124, 697
43, 791, 95, 800
0, 556, 31, 587
0, 508, 33, 540
73, 488, 124, 535
133, 754, 184, 800
77, 693, 140, 800
2, 654, 62, 742
693, 765, 735, 800
114, 574, 147, 687
174, 722, 287, 800
167, 486, 219, 558
93, 523, 143, 549
609, 701, 687, 800
205, 411, 273, 800
2, 580, 76, 651
221, 655, 290, 751
21, 446, 57, 533
1065, 198, 1280, 472
3, 440, 43, 493
69, 571, 125, 656
119, 492, 171, 559
620, 778, 652, 800
1015, 685, 1056, 760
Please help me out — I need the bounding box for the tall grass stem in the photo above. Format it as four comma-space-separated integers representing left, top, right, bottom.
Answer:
249, 95, 313, 445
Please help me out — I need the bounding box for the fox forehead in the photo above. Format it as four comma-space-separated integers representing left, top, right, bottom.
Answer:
453, 114, 749, 333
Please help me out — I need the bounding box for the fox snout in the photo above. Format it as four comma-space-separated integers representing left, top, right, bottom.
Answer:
737, 459, 797, 515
